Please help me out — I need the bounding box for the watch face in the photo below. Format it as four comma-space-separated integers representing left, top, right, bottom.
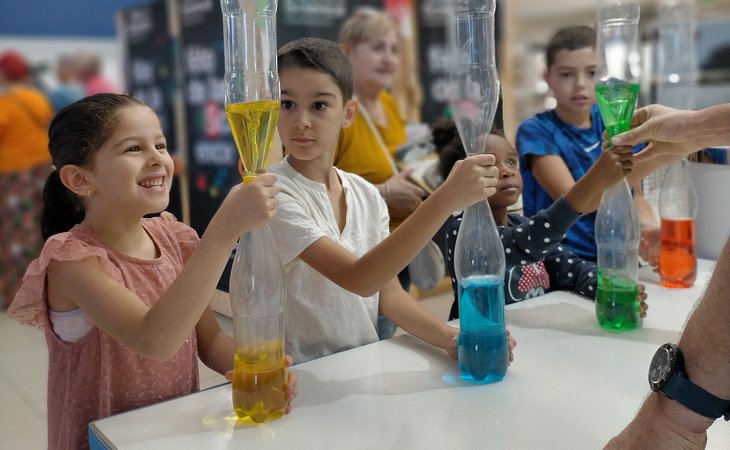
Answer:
649, 345, 673, 387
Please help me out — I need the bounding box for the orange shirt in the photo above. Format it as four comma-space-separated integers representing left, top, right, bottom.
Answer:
0, 86, 53, 173
335, 90, 408, 229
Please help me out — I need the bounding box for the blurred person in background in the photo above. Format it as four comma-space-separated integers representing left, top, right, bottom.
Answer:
76, 51, 120, 96
0, 49, 54, 309
336, 7, 428, 339
47, 53, 85, 113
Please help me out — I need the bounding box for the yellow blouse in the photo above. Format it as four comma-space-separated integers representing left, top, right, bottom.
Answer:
335, 90, 408, 229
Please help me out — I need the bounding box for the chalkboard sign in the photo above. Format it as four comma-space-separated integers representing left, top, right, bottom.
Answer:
416, 0, 503, 127
178, 0, 240, 235
119, 0, 184, 219
278, 0, 381, 44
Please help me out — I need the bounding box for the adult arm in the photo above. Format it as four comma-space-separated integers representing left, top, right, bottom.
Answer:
612, 103, 730, 160
605, 237, 730, 449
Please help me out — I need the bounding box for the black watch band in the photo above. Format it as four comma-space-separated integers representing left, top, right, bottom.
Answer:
663, 371, 730, 421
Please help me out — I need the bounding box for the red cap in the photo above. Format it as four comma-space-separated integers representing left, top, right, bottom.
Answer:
0, 50, 30, 82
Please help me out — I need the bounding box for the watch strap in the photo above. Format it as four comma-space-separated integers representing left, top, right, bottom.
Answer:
663, 371, 730, 420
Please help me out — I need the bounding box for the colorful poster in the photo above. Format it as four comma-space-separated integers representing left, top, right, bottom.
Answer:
119, 0, 184, 220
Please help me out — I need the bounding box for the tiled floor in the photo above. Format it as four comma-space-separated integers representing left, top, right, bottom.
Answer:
0, 290, 453, 448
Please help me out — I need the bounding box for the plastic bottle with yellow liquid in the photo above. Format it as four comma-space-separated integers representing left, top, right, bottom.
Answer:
220, 0, 286, 423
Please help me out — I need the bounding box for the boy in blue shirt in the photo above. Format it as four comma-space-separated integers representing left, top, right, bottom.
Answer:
516, 26, 659, 263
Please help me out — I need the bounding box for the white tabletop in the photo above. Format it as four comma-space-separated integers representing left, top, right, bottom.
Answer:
90, 259, 729, 449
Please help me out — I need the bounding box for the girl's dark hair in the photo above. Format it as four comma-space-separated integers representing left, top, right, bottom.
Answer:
41, 93, 145, 240
434, 119, 505, 180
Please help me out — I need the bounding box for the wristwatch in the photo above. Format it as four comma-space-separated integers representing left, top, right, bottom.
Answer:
648, 343, 730, 421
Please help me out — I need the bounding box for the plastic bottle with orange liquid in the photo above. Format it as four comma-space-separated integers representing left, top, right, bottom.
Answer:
658, 159, 698, 288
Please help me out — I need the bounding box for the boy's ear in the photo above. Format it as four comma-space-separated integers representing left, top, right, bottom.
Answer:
340, 43, 352, 57
341, 98, 359, 128
59, 165, 95, 198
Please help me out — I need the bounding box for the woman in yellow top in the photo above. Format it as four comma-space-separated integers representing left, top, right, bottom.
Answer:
337, 8, 428, 339
337, 8, 426, 231
0, 50, 54, 308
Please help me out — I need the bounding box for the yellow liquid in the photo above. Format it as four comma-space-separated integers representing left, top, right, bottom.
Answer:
232, 339, 288, 424
225, 100, 280, 182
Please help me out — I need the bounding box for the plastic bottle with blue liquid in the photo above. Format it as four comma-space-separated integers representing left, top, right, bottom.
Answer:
449, 0, 508, 383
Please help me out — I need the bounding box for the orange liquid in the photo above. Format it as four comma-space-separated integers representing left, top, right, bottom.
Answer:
659, 218, 696, 288
232, 340, 288, 424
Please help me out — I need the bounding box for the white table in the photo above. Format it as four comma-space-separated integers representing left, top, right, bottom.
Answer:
89, 259, 729, 449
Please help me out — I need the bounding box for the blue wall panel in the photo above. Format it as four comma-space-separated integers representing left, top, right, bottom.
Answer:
0, 0, 152, 37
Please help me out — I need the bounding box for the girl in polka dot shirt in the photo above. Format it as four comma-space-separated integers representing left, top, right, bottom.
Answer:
434, 121, 649, 320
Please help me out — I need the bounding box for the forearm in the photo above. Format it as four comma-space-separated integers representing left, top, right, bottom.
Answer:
347, 189, 453, 294
379, 281, 455, 352
200, 330, 235, 376
634, 188, 658, 228
692, 103, 730, 148
628, 153, 683, 186
678, 237, 730, 402
565, 173, 604, 213
141, 231, 237, 359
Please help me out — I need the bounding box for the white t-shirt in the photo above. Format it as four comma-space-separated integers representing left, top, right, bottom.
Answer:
268, 158, 389, 363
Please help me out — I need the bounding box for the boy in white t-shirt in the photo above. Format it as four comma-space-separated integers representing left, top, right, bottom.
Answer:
267, 37, 516, 364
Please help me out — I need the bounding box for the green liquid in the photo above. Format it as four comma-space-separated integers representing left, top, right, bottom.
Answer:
595, 80, 640, 140
595, 270, 640, 332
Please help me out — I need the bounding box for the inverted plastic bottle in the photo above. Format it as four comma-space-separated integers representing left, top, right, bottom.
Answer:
656, 0, 696, 110
449, 0, 508, 383
220, 0, 286, 423
595, 1, 641, 138
658, 159, 698, 288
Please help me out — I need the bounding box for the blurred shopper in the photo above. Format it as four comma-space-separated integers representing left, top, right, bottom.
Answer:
76, 51, 120, 96
47, 53, 84, 113
0, 50, 54, 309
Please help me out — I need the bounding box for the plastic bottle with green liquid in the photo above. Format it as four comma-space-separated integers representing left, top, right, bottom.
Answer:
594, 0, 642, 331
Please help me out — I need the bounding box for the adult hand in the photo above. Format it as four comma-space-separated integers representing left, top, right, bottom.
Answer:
384, 167, 426, 209
610, 105, 709, 164
224, 355, 299, 414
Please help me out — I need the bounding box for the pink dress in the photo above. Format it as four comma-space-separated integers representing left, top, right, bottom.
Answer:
8, 213, 201, 450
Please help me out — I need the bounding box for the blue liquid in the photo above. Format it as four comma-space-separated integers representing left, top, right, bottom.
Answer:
457, 276, 508, 383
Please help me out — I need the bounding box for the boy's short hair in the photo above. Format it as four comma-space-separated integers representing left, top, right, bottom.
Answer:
278, 37, 353, 103
545, 25, 596, 68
